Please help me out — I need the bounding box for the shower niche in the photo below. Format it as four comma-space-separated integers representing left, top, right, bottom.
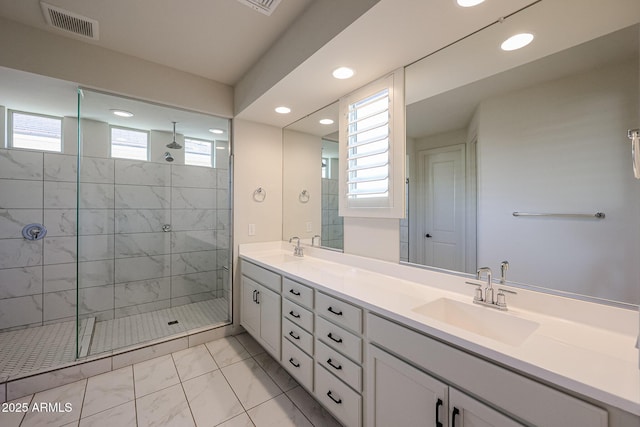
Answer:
0, 70, 232, 381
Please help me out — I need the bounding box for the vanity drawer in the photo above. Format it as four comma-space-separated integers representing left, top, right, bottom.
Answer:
316, 339, 362, 392
315, 364, 362, 427
282, 338, 313, 391
316, 292, 362, 333
316, 316, 362, 363
283, 277, 313, 309
283, 298, 313, 332
283, 317, 313, 355
242, 260, 281, 293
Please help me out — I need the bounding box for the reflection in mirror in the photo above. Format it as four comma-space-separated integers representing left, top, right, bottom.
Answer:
283, 102, 343, 250
404, 24, 640, 306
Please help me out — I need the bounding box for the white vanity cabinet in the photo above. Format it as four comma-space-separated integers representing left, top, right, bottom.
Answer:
238, 253, 625, 427
368, 344, 523, 427
281, 278, 314, 390
314, 292, 364, 427
240, 261, 282, 359
367, 313, 608, 427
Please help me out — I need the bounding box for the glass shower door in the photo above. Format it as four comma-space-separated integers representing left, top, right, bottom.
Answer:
76, 89, 232, 358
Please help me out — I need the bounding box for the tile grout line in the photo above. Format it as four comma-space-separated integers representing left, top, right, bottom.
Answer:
170, 352, 199, 427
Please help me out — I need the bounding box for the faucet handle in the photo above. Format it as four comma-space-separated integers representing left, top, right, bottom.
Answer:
465, 281, 484, 302
496, 288, 517, 309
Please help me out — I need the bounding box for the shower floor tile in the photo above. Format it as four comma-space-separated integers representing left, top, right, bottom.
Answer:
0, 298, 229, 379
90, 298, 229, 355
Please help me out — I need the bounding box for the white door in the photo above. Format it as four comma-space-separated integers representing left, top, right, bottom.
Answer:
449, 388, 524, 427
258, 285, 281, 359
367, 345, 448, 427
240, 276, 260, 338
417, 145, 465, 270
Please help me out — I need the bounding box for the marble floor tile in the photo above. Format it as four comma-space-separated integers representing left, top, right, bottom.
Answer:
205, 336, 251, 368
182, 370, 244, 426
133, 354, 180, 397
81, 366, 134, 418
79, 401, 136, 427
253, 352, 299, 392
235, 333, 265, 356
21, 379, 87, 427
216, 412, 254, 427
171, 344, 218, 382
247, 393, 313, 427
135, 383, 195, 427
0, 394, 33, 427
221, 358, 282, 410
286, 386, 342, 427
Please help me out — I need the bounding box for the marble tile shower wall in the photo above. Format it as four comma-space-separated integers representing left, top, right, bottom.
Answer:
321, 178, 343, 250
0, 148, 230, 331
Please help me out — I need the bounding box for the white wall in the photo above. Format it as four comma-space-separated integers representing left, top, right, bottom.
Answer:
282, 129, 322, 241
344, 217, 400, 262
0, 17, 233, 118
232, 119, 283, 326
477, 59, 640, 304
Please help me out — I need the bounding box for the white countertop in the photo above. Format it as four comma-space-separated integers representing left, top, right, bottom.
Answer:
239, 241, 640, 416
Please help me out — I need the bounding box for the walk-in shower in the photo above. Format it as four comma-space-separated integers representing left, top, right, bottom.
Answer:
0, 67, 232, 381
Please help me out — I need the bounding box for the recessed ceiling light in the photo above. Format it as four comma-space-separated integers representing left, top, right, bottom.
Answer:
332, 67, 355, 79
209, 128, 224, 134
111, 109, 133, 118
275, 106, 291, 114
456, 0, 485, 7
319, 119, 334, 125
501, 33, 534, 51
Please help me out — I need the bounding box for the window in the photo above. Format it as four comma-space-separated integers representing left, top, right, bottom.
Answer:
111, 126, 148, 160
185, 138, 213, 167
339, 70, 405, 218
10, 111, 62, 152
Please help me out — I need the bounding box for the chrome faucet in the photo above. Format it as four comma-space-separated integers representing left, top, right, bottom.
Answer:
477, 267, 494, 304
312, 234, 321, 246
466, 265, 516, 311
289, 236, 303, 257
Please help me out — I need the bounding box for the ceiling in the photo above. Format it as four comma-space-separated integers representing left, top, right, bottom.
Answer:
1, 0, 638, 131
0, 0, 312, 85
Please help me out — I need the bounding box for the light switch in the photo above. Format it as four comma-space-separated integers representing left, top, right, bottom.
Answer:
306, 222, 312, 232
248, 223, 256, 236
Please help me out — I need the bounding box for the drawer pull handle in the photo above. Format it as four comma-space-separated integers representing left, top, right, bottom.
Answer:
289, 310, 300, 319
255, 290, 260, 304
327, 390, 342, 405
289, 289, 301, 296
289, 358, 300, 368
452, 407, 460, 427
327, 306, 343, 316
327, 332, 343, 343
327, 358, 342, 370
289, 331, 300, 340
436, 398, 443, 427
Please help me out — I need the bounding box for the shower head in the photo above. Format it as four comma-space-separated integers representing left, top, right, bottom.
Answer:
166, 121, 182, 149
164, 152, 174, 162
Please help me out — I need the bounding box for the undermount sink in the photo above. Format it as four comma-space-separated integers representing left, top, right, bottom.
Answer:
412, 298, 540, 346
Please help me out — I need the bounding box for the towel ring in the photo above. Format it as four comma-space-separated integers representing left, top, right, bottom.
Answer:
299, 190, 310, 203
253, 187, 266, 202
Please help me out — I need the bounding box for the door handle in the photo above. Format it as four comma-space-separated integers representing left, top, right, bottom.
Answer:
436, 398, 443, 427
426, 233, 432, 238
452, 407, 460, 427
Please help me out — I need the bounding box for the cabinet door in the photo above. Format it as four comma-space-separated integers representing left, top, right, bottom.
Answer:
240, 275, 260, 338
258, 284, 281, 359
449, 388, 524, 427
367, 345, 448, 427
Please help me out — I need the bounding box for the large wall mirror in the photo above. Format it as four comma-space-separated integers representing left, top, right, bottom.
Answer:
283, 103, 343, 250
404, 9, 640, 307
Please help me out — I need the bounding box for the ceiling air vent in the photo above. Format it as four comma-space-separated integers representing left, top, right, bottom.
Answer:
40, 2, 99, 40
236, 0, 282, 16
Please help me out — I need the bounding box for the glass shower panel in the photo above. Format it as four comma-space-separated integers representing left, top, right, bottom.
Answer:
77, 89, 232, 358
